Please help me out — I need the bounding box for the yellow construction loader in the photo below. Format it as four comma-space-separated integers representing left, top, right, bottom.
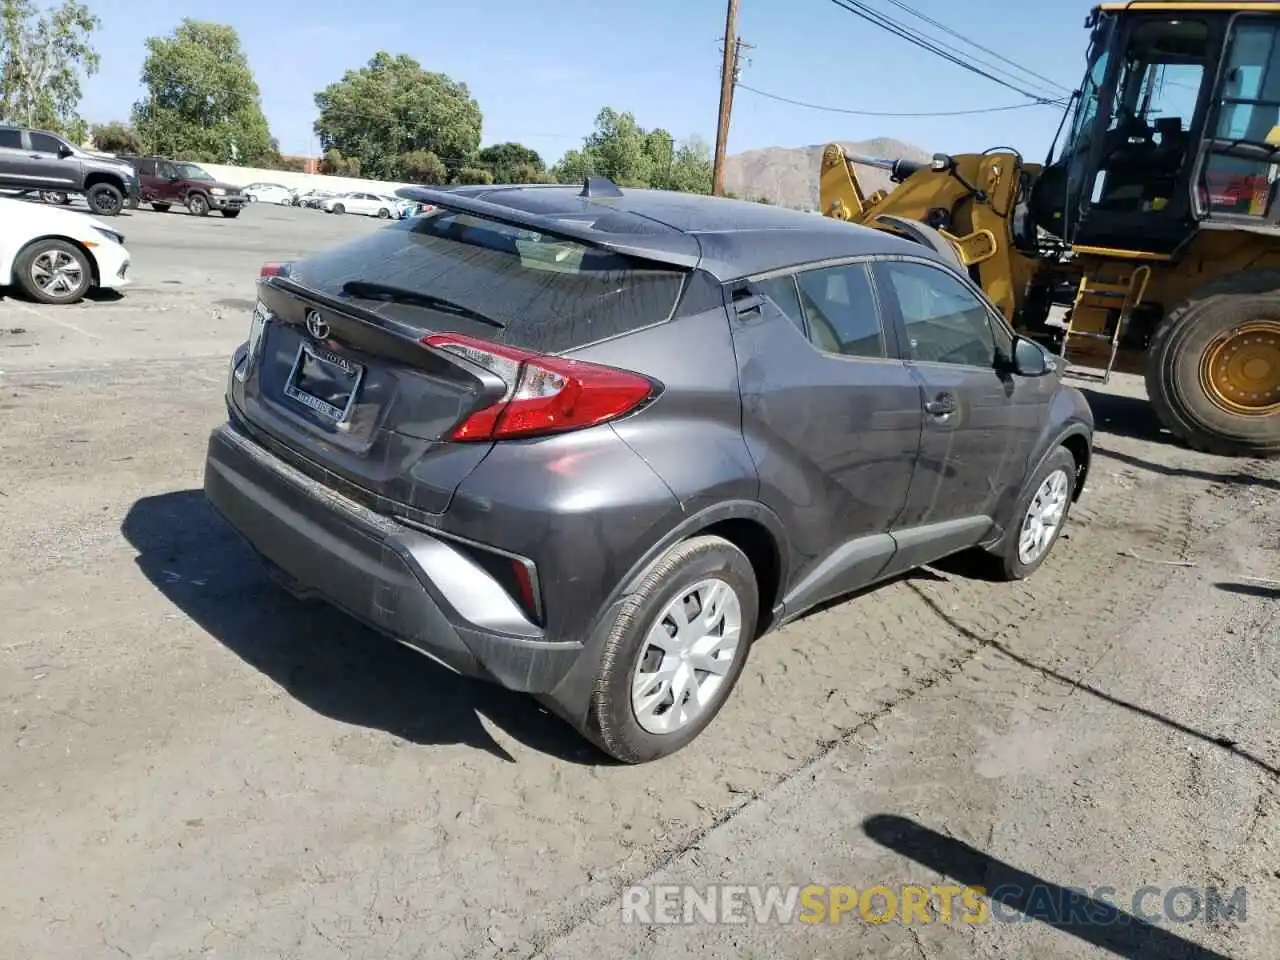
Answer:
820, 0, 1280, 457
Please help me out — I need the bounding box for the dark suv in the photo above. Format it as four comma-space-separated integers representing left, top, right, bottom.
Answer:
0, 125, 139, 215
117, 156, 245, 217
203, 180, 1094, 763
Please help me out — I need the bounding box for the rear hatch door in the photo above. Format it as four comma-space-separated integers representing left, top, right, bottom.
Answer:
231, 207, 688, 516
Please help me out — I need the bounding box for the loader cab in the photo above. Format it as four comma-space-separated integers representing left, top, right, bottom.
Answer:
1032, 4, 1280, 254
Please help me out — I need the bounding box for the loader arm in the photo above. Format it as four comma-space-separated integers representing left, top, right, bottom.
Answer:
819, 143, 1042, 321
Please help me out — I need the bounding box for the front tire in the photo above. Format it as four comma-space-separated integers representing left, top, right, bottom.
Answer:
221, 208, 241, 218
13, 239, 94, 304
186, 193, 209, 216
586, 535, 758, 763
377, 207, 390, 219
985, 446, 1077, 581
86, 183, 123, 217
1146, 270, 1280, 457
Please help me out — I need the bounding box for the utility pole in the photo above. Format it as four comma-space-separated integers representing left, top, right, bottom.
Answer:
712, 0, 739, 196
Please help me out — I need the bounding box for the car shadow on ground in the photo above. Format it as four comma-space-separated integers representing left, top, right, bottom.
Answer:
862, 814, 1236, 959
120, 489, 612, 766
1079, 388, 1175, 446
1216, 580, 1280, 600
1081, 388, 1280, 491
906, 583, 1279, 780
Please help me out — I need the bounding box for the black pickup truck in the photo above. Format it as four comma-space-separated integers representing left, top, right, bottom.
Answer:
0, 125, 140, 216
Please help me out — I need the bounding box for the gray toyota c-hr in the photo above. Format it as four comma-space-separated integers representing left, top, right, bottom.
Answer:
203, 178, 1093, 763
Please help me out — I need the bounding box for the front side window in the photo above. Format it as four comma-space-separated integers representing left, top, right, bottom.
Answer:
29, 132, 63, 155
794, 263, 885, 359
880, 261, 998, 368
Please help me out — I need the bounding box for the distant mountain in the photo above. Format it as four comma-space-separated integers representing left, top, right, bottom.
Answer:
722, 137, 932, 210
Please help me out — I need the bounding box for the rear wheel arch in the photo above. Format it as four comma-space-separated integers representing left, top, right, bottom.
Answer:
616, 500, 790, 635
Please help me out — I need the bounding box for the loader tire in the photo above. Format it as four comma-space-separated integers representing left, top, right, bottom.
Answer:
1146, 270, 1280, 458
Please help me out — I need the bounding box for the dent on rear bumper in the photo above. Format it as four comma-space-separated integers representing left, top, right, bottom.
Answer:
202, 421, 583, 693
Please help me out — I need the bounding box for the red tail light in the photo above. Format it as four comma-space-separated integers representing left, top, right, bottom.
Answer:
260, 262, 291, 277
422, 332, 655, 441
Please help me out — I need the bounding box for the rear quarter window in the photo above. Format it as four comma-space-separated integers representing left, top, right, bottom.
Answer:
288, 209, 689, 354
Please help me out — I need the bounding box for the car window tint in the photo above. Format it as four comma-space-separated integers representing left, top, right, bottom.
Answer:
289, 209, 688, 355
795, 263, 884, 358
754, 276, 805, 334
882, 261, 997, 368
29, 132, 61, 154
0, 129, 21, 149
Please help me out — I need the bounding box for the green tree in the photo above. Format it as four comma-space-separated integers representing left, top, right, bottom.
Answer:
314, 52, 482, 181
0, 0, 100, 136
319, 147, 359, 177
398, 148, 447, 184
474, 142, 548, 184
453, 166, 493, 186
90, 120, 142, 154
664, 135, 714, 194
131, 20, 274, 164
551, 107, 708, 190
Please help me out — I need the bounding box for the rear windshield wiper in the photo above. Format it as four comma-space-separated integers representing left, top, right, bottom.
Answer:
339, 280, 505, 329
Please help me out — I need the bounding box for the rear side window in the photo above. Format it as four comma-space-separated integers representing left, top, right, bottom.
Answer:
795, 263, 886, 359
289, 209, 688, 354
0, 129, 21, 149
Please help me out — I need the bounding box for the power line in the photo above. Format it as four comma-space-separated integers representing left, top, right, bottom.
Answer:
877, 0, 1074, 97
736, 81, 1057, 117
824, 0, 1067, 105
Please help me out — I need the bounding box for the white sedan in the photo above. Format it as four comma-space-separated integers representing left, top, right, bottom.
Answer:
0, 196, 131, 304
242, 182, 296, 205
321, 192, 402, 219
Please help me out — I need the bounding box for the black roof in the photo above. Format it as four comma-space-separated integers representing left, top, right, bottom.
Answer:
395, 182, 937, 282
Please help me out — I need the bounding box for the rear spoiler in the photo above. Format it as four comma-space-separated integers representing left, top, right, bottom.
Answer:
393, 185, 703, 271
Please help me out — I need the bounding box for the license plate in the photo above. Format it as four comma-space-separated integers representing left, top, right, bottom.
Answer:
283, 342, 364, 422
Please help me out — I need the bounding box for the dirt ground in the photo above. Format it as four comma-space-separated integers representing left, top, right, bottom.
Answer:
1, 203, 1277, 960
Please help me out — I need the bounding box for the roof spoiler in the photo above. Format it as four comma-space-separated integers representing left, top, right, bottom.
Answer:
393, 184, 702, 269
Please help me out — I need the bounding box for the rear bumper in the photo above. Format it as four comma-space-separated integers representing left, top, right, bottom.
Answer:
203, 420, 584, 693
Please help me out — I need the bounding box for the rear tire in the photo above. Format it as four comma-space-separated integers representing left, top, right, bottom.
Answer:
586, 535, 758, 764
983, 446, 1077, 581
152, 202, 171, 212
13, 239, 94, 305
332, 203, 345, 214
86, 183, 123, 217
1146, 270, 1280, 457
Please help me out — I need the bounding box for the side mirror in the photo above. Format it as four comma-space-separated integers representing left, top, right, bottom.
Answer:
58, 144, 73, 158
1011, 336, 1058, 377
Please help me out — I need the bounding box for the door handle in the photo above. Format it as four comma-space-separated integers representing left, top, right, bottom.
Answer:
924, 395, 956, 417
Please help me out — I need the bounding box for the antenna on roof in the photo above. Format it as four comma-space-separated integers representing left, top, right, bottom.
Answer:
580, 176, 624, 198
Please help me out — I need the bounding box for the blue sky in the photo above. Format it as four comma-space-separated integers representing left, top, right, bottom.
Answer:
78, 0, 1097, 167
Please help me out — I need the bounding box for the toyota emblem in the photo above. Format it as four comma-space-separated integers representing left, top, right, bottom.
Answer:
305, 310, 328, 340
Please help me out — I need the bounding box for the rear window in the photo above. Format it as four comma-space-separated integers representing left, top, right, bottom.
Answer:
288, 208, 688, 354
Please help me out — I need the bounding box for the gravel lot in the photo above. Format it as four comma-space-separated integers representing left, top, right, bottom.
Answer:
1, 201, 1277, 960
